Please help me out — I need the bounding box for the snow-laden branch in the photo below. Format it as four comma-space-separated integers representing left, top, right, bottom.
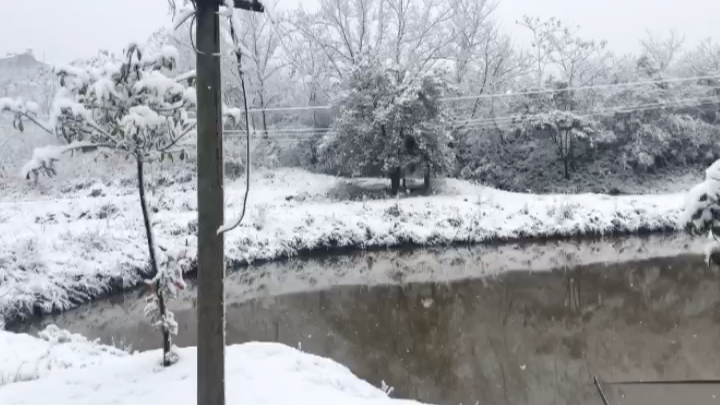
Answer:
0, 97, 39, 116
175, 69, 196, 84
20, 141, 110, 180
0, 97, 54, 135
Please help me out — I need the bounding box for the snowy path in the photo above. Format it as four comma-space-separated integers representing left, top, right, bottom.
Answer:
0, 168, 687, 324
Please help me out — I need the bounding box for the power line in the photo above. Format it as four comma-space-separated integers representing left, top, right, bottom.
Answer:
15, 95, 711, 144
225, 127, 333, 134
440, 74, 720, 102
222, 95, 720, 138
212, 73, 720, 115
249, 104, 332, 113
16, 74, 719, 119
459, 95, 720, 130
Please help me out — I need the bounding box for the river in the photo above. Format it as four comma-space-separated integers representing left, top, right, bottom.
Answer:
11, 233, 720, 405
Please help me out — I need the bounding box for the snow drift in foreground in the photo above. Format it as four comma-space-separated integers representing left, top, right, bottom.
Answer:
0, 325, 127, 385
0, 327, 423, 405
0, 168, 687, 323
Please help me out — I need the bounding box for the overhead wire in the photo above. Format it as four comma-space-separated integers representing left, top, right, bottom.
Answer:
220, 95, 720, 138
439, 74, 720, 102
12, 94, 716, 145
457, 95, 720, 129
213, 73, 720, 114
19, 74, 720, 120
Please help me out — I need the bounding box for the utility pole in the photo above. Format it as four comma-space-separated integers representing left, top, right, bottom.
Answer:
196, 0, 224, 405
195, 1, 264, 405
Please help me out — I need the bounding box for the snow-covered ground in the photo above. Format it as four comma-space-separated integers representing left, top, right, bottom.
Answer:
0, 167, 688, 323
0, 326, 421, 405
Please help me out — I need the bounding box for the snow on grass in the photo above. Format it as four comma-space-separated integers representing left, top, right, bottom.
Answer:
0, 168, 689, 323
0, 325, 127, 386
0, 328, 423, 405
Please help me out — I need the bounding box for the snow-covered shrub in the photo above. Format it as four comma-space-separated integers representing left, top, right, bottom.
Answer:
681, 160, 720, 265
619, 123, 670, 171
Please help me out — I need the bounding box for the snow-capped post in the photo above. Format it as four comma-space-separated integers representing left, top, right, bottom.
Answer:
2, 44, 198, 366
194, 1, 262, 405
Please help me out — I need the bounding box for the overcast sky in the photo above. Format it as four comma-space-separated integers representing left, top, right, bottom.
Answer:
1, 0, 717, 64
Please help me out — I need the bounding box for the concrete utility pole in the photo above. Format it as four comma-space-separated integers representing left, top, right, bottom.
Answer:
195, 1, 263, 405
195, 0, 224, 404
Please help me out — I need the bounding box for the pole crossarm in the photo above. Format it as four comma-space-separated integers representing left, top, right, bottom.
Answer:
232, 0, 264, 12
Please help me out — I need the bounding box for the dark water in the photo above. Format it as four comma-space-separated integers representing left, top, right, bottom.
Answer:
12, 235, 720, 405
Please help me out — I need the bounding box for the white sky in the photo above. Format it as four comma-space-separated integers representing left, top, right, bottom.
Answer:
1, 0, 717, 64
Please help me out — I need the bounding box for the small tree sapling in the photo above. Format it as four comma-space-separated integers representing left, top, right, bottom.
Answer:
145, 247, 192, 365
0, 43, 241, 366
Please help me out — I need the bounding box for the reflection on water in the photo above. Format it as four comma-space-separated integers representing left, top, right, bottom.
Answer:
12, 236, 720, 405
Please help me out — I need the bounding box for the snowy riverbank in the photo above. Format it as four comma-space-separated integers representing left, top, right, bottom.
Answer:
0, 326, 423, 405
0, 168, 687, 323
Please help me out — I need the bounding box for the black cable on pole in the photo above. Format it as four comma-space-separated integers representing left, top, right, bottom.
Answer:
218, 11, 253, 234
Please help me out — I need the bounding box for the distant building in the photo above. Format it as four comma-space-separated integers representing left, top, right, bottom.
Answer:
0, 49, 45, 70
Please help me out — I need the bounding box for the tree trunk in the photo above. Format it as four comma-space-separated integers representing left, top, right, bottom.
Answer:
424, 165, 432, 194
136, 156, 172, 364
309, 91, 319, 167
390, 166, 402, 195
563, 158, 570, 180
260, 93, 269, 137
311, 91, 318, 128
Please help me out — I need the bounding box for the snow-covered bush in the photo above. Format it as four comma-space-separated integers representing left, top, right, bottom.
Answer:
0, 43, 207, 367
619, 123, 670, 171
681, 160, 720, 265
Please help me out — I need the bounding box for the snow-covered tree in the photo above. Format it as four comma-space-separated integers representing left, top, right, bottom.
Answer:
638, 29, 685, 77
0, 43, 218, 366
516, 16, 565, 87
290, 0, 389, 80
680, 38, 720, 77
224, 1, 286, 167
519, 109, 596, 180
444, 0, 526, 126
327, 57, 454, 193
